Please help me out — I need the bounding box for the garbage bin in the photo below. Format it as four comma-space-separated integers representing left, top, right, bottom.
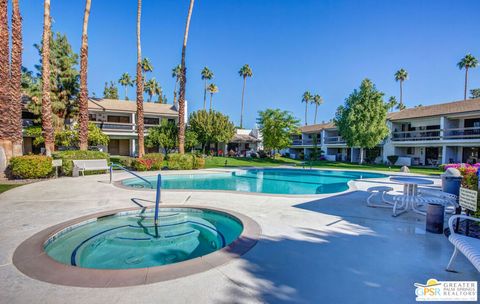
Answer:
426, 203, 445, 234
441, 168, 462, 197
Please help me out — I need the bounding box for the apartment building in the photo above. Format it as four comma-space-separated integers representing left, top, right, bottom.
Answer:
289, 98, 480, 165
22, 98, 182, 156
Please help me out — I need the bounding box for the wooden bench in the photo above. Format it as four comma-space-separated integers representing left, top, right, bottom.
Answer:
72, 159, 109, 177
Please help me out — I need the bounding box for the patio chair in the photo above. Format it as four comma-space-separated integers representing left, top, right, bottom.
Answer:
418, 189, 458, 214
366, 186, 395, 208
446, 215, 480, 272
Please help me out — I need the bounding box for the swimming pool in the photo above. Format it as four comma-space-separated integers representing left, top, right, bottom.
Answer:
121, 168, 387, 195
44, 208, 243, 270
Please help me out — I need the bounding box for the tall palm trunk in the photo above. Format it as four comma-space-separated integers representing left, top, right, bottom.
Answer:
173, 80, 178, 106
10, 0, 22, 156
136, 0, 145, 157
209, 93, 213, 111
314, 104, 318, 124
464, 67, 469, 100
178, 0, 195, 154
0, 0, 10, 159
203, 79, 207, 110
42, 0, 54, 155
399, 80, 403, 105
240, 76, 246, 128
78, 0, 91, 151
304, 102, 308, 126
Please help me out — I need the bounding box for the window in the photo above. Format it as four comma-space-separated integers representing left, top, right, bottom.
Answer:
406, 147, 414, 155
107, 115, 130, 123
144, 117, 160, 125
88, 113, 97, 121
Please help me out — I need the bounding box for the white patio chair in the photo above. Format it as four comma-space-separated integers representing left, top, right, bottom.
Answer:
446, 215, 480, 272
418, 189, 458, 214
366, 186, 395, 208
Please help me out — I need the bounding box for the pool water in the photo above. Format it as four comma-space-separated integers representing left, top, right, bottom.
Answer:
44, 208, 243, 269
121, 168, 386, 194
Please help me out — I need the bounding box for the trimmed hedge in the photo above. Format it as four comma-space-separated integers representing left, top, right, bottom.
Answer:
53, 150, 110, 176
9, 155, 53, 179
167, 153, 205, 170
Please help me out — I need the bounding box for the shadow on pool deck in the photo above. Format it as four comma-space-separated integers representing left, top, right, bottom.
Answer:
219, 191, 478, 304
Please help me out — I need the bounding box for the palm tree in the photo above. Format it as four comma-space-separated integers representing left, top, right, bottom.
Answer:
0, 0, 8, 149
178, 0, 195, 155
387, 96, 398, 112
302, 91, 312, 126
201, 67, 213, 110
136, 0, 145, 158
171, 64, 181, 106
207, 83, 218, 111
141, 57, 153, 74
41, 0, 55, 155
394, 69, 408, 107
458, 54, 479, 100
312, 94, 323, 124
144, 78, 161, 102
238, 64, 253, 129
78, 0, 92, 151
10, 0, 23, 156
118, 72, 133, 100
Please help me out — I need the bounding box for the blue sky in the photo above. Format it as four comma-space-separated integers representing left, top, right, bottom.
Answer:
17, 0, 480, 128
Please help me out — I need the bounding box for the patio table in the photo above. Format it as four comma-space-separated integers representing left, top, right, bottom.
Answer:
389, 177, 434, 216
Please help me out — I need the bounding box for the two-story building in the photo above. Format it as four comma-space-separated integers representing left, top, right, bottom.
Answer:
87, 98, 180, 156
22, 98, 181, 156
289, 98, 480, 165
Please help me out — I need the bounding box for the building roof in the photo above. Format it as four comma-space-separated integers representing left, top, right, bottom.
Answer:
230, 133, 261, 143
299, 121, 336, 133
88, 98, 178, 116
389, 98, 480, 121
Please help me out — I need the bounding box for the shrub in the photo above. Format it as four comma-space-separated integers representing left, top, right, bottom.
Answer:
9, 155, 53, 179
258, 150, 267, 158
387, 155, 399, 165
143, 153, 164, 170
132, 158, 155, 171
53, 150, 109, 176
193, 155, 205, 169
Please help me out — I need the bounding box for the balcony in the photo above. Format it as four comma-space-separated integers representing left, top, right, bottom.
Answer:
392, 129, 441, 141
443, 127, 480, 140
291, 139, 322, 146
324, 136, 346, 144
91, 121, 134, 132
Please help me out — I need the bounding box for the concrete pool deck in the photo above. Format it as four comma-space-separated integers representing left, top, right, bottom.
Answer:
0, 168, 478, 303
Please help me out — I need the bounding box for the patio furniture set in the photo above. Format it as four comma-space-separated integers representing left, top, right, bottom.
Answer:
367, 177, 480, 273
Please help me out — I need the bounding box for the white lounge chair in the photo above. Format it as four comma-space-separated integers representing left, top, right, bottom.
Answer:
446, 215, 480, 272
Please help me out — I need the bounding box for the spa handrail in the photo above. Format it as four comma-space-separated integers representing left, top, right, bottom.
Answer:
109, 163, 154, 189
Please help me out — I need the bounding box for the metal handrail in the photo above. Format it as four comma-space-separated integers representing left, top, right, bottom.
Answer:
109, 163, 154, 189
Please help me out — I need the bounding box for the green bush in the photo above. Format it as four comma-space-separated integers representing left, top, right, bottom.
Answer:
166, 153, 204, 170
53, 150, 110, 176
9, 155, 53, 179
111, 156, 135, 169
193, 155, 205, 169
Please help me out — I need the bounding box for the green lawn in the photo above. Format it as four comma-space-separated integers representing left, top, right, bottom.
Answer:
0, 184, 23, 194
204, 157, 442, 175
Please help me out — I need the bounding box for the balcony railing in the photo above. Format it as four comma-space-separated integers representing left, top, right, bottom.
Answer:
324, 136, 346, 144
392, 129, 442, 141
291, 139, 322, 146
91, 121, 134, 132
443, 127, 480, 140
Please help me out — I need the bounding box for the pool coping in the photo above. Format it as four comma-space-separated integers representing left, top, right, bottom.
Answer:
112, 167, 390, 198
12, 205, 261, 288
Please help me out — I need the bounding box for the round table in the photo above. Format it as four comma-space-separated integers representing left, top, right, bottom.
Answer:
390, 177, 434, 196
390, 177, 434, 216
